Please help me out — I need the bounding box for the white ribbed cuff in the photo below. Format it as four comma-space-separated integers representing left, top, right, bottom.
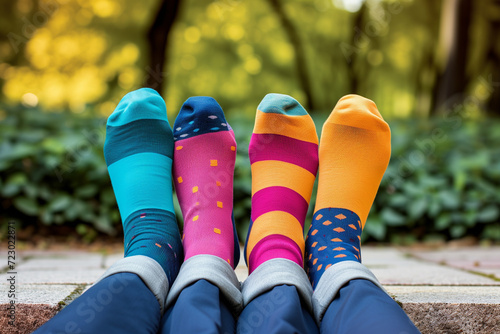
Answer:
312, 260, 386, 323
165, 255, 243, 314
241, 258, 313, 312
97, 255, 169, 313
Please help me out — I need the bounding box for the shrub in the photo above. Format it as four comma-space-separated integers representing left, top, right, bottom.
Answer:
0, 104, 116, 242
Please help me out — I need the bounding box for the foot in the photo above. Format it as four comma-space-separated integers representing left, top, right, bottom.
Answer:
245, 93, 319, 273
306, 94, 391, 288
173, 97, 240, 268
103, 88, 183, 283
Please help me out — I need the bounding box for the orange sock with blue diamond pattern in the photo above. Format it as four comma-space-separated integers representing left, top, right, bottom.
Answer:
305, 95, 391, 288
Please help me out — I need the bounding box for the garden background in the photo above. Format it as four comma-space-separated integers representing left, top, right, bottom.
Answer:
1, 0, 499, 246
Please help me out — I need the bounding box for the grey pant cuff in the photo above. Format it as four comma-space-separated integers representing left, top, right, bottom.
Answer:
241, 258, 313, 312
312, 260, 386, 323
97, 255, 169, 313
165, 254, 243, 314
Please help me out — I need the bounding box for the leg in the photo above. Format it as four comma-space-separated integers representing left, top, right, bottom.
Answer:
241, 94, 319, 332
305, 95, 419, 332
321, 279, 419, 334
165, 97, 242, 322
35, 88, 183, 333
34, 273, 160, 334
238, 285, 318, 334
160, 280, 235, 334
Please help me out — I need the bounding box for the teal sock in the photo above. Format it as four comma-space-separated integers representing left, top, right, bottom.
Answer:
103, 88, 183, 283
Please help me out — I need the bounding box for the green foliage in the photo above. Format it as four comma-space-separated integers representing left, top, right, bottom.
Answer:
370, 116, 500, 242
1, 104, 499, 243
0, 104, 117, 240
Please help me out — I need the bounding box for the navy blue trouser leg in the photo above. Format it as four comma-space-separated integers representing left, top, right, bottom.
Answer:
34, 272, 161, 334
321, 279, 420, 334
237, 285, 319, 334
159, 279, 236, 334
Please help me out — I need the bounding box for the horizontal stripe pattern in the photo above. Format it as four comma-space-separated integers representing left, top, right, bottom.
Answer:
245, 211, 305, 263
248, 234, 303, 273
249, 133, 319, 175
107, 153, 175, 220
245, 94, 319, 273
251, 186, 309, 225
253, 110, 318, 144
251, 160, 316, 203
104, 119, 174, 166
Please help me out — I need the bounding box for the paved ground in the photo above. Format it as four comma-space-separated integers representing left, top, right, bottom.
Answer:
1, 246, 499, 333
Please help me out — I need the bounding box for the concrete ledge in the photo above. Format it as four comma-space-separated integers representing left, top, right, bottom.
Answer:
4, 289, 499, 333
387, 286, 500, 334
0, 283, 84, 333
0, 304, 58, 334
403, 303, 500, 334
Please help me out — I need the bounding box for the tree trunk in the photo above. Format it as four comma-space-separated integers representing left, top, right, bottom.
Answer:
347, 3, 367, 95
268, 0, 316, 111
485, 18, 500, 114
433, 0, 473, 113
145, 0, 181, 93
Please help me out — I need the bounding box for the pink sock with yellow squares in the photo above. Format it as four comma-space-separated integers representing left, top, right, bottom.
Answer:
172, 96, 240, 268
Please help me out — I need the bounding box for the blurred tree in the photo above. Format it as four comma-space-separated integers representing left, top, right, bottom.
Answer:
1, 1, 46, 64
146, 0, 182, 93
0, 0, 158, 111
480, 0, 500, 114
413, 0, 441, 117
433, 0, 472, 113
346, 2, 367, 94
268, 0, 315, 110
0, 0, 499, 117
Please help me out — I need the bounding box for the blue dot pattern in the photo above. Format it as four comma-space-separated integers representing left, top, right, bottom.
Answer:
305, 208, 362, 288
173, 96, 240, 267
173, 96, 232, 140
124, 209, 183, 284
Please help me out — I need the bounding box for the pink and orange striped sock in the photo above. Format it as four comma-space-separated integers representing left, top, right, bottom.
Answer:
244, 93, 319, 274
173, 97, 240, 268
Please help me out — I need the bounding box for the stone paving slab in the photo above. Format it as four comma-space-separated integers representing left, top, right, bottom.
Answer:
0, 269, 105, 284
369, 263, 499, 285
15, 254, 104, 271
469, 268, 500, 280
234, 266, 248, 282
235, 250, 248, 282
362, 247, 500, 285
0, 284, 80, 305
103, 253, 124, 268
409, 247, 500, 279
